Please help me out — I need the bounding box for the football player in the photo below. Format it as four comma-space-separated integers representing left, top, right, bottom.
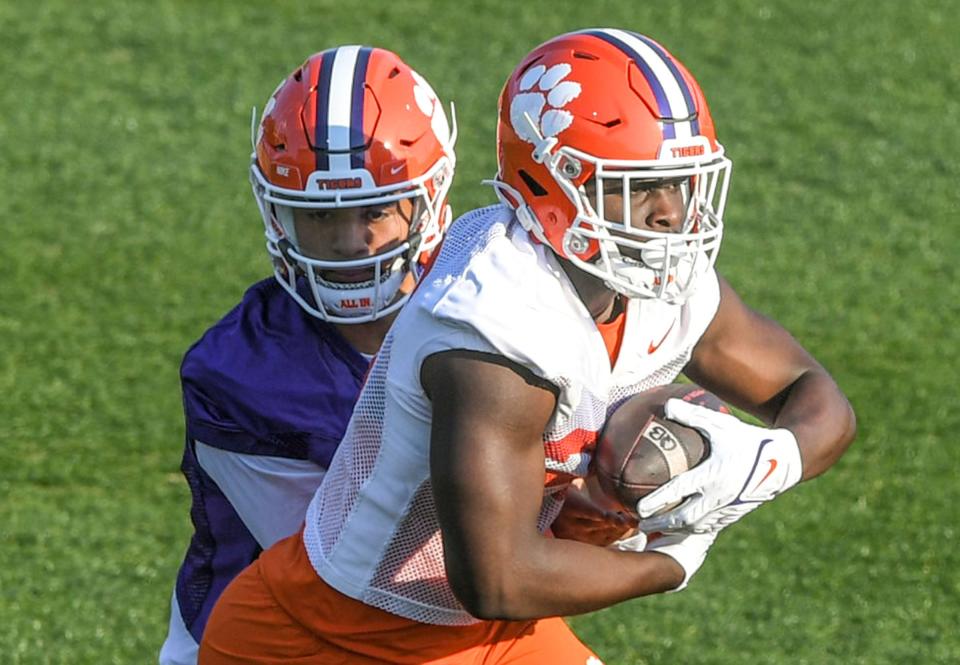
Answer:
198, 30, 856, 664
158, 46, 456, 665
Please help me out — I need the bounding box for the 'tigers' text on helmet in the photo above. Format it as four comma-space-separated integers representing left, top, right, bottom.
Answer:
317, 177, 363, 190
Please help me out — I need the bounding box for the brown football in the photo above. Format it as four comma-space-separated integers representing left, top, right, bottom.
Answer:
594, 383, 729, 515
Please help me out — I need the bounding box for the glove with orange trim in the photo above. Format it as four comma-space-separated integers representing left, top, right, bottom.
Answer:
637, 398, 803, 534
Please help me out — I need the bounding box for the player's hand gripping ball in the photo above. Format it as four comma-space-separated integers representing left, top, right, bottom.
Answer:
595, 383, 729, 516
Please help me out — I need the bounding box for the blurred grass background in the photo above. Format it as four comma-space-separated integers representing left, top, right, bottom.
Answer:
0, 1, 957, 663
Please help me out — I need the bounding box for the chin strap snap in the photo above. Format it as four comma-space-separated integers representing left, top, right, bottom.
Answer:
522, 112, 559, 165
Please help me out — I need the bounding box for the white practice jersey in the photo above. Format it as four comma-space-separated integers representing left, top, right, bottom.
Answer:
303, 204, 721, 625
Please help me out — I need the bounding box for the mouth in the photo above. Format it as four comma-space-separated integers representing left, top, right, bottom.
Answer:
320, 268, 377, 284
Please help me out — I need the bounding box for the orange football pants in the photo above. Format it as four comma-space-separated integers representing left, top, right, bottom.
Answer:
199, 530, 602, 664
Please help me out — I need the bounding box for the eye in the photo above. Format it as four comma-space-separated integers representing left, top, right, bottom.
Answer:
306, 209, 333, 221
629, 180, 657, 194
629, 177, 687, 194
598, 181, 626, 197
661, 177, 689, 191
365, 207, 390, 222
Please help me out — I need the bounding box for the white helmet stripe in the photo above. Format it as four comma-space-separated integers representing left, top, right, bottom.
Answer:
586, 29, 697, 140
326, 45, 362, 172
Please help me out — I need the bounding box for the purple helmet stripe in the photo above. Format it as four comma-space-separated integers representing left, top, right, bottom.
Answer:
349, 47, 372, 170
627, 31, 700, 135
314, 49, 336, 172
581, 29, 700, 139
581, 30, 675, 139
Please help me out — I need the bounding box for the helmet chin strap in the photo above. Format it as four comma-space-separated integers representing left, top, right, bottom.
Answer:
311, 268, 405, 320
522, 111, 560, 166
485, 178, 552, 247
277, 238, 305, 277
485, 112, 563, 248
599, 241, 660, 296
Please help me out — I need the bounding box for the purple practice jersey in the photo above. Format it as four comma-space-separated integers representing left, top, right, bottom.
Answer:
172, 278, 368, 644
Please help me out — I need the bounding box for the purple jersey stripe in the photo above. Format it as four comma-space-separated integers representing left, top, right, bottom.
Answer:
175, 439, 262, 642
314, 49, 337, 172
350, 47, 372, 170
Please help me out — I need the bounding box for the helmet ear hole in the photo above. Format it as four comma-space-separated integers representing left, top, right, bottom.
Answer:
518, 169, 548, 197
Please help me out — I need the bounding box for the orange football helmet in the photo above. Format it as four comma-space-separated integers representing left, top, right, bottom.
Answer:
493, 29, 731, 303
251, 46, 456, 322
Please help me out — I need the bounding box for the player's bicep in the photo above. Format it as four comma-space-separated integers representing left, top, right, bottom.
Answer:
686, 275, 822, 423
421, 350, 557, 606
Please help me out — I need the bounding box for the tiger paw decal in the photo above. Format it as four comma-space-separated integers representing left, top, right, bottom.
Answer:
509, 63, 582, 144
411, 70, 451, 145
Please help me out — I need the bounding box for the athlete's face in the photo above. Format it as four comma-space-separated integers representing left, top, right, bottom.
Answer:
583, 176, 688, 233
292, 199, 415, 283
582, 176, 689, 270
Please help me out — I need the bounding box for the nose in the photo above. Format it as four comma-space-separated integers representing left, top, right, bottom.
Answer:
330, 217, 372, 259
640, 188, 684, 233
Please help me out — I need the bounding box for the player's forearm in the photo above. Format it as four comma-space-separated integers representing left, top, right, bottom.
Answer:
772, 368, 857, 480
452, 535, 682, 621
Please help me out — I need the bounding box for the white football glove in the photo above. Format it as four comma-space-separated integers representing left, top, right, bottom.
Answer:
637, 398, 803, 534
645, 530, 719, 592
612, 530, 648, 553
612, 528, 716, 592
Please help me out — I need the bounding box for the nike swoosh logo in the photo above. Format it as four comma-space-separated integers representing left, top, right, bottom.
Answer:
647, 320, 676, 354
390, 163, 405, 175
754, 458, 778, 489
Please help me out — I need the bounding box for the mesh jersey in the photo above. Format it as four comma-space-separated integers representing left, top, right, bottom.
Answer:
303, 204, 721, 626
173, 278, 368, 642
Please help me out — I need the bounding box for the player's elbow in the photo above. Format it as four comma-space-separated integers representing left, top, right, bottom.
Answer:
456, 589, 529, 622
836, 398, 858, 456
809, 395, 858, 478
451, 584, 511, 621
447, 562, 529, 621
825, 393, 857, 460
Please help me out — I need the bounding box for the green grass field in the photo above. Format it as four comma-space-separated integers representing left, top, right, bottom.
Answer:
1, 1, 958, 663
